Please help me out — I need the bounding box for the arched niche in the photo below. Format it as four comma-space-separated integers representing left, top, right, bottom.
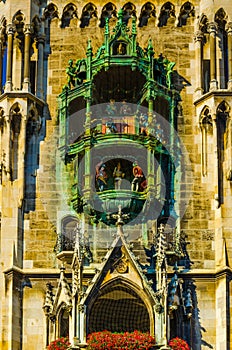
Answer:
24, 107, 41, 212
60, 215, 79, 251
80, 3, 97, 28
177, 2, 194, 27
99, 2, 117, 28
158, 2, 175, 27
57, 303, 70, 338
9, 103, 22, 180
122, 2, 136, 25
139, 2, 156, 27
199, 106, 213, 177
44, 3, 59, 21
61, 3, 78, 28
215, 8, 228, 88
87, 278, 152, 334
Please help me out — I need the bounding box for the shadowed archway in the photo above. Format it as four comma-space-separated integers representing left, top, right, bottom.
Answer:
88, 280, 150, 333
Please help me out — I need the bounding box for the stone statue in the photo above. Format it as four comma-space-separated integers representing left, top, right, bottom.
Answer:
120, 100, 131, 115
131, 161, 146, 191
66, 59, 76, 88
106, 99, 117, 115
96, 163, 108, 191
113, 162, 125, 189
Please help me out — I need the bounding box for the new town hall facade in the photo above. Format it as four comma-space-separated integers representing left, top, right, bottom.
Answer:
0, 0, 232, 349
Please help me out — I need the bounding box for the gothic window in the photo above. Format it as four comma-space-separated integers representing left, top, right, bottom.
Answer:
12, 11, 25, 89
158, 2, 175, 27
24, 108, 41, 212
61, 216, 78, 251
31, 16, 41, 95
100, 2, 117, 28
61, 3, 78, 28
122, 3, 136, 25
215, 8, 228, 89
58, 305, 69, 338
80, 3, 97, 28
10, 104, 22, 180
44, 3, 59, 21
177, 2, 195, 27
138, 2, 156, 27
13, 11, 25, 33
216, 101, 229, 205
199, 15, 210, 93
199, 107, 213, 177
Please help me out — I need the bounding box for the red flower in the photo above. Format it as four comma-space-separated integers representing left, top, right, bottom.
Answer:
87, 331, 156, 349
168, 337, 190, 350
47, 337, 70, 350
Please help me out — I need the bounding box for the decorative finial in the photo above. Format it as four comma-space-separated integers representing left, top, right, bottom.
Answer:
112, 205, 129, 226
87, 39, 92, 50
111, 205, 130, 239
147, 38, 154, 56
132, 16, 137, 34
105, 17, 109, 35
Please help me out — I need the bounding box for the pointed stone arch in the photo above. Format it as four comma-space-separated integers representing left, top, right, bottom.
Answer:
197, 15, 211, 93
199, 106, 213, 177
215, 8, 227, 29
215, 9, 229, 88
138, 2, 156, 27
61, 3, 78, 28
158, 2, 175, 27
12, 10, 25, 54
122, 2, 136, 24
80, 3, 97, 28
198, 14, 208, 33
215, 101, 230, 206
43, 3, 59, 21
58, 215, 79, 252
12, 10, 25, 28
57, 302, 70, 338
87, 276, 154, 334
177, 2, 195, 27
99, 2, 117, 28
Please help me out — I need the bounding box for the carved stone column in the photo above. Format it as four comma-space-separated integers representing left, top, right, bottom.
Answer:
194, 31, 204, 97
5, 25, 14, 92
23, 24, 32, 91
226, 22, 232, 90
208, 22, 218, 90
36, 35, 45, 99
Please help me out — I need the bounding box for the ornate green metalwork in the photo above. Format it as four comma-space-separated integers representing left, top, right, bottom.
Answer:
63, 11, 176, 93
58, 9, 181, 233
